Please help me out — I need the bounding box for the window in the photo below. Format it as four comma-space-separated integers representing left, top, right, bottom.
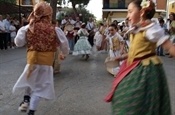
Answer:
104, 0, 144, 9
22, 0, 33, 5
172, 3, 175, 8
109, 0, 127, 9
109, 0, 118, 8
103, 0, 109, 8
118, 0, 125, 8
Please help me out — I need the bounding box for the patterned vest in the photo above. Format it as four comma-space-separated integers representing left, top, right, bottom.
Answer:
111, 37, 120, 51
26, 22, 58, 66
26, 22, 57, 52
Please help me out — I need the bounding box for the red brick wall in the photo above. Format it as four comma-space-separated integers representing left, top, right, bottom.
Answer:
156, 0, 166, 10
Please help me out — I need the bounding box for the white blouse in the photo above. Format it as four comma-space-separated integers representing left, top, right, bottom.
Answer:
127, 22, 170, 46
15, 25, 69, 55
144, 23, 169, 46
13, 25, 69, 100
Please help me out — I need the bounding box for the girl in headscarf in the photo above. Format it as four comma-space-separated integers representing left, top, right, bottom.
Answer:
12, 2, 69, 115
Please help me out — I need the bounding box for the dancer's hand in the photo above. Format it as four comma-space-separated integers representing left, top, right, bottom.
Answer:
115, 54, 127, 61
115, 56, 122, 61
60, 54, 66, 60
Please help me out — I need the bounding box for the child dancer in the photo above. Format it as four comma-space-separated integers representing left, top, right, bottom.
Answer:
105, 0, 175, 114
73, 23, 92, 60
105, 23, 124, 76
53, 46, 66, 74
94, 23, 106, 51
12, 2, 69, 115
52, 21, 66, 74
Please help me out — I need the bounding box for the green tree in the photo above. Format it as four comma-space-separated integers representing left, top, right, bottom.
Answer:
46, 0, 91, 21
44, 0, 63, 21
65, 7, 95, 23
50, 0, 57, 21
67, 0, 90, 17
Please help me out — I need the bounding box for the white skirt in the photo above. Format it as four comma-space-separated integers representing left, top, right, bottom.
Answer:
94, 32, 103, 47
73, 37, 92, 55
13, 64, 55, 100
105, 50, 123, 76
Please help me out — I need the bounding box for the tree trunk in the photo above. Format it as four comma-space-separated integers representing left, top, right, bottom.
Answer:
50, 0, 57, 22
71, 1, 78, 17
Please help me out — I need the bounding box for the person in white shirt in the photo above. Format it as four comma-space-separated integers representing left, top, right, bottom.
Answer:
61, 15, 75, 29
56, 7, 63, 26
9, 20, 17, 48
86, 17, 95, 31
0, 15, 7, 50
74, 16, 82, 44
74, 16, 82, 29
86, 17, 95, 46
3, 14, 11, 48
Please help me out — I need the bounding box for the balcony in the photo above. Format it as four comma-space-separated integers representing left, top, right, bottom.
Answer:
16, 0, 35, 6
103, 0, 128, 12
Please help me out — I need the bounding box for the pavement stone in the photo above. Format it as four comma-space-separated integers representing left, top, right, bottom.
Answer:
0, 48, 174, 115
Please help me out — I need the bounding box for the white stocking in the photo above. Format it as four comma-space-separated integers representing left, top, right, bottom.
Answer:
29, 95, 41, 111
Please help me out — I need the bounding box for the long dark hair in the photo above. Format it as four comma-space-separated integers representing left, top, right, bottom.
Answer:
129, 0, 142, 10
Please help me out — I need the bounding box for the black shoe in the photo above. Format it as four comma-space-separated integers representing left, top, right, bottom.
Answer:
82, 54, 85, 58
18, 101, 29, 112
28, 110, 35, 115
18, 95, 30, 112
85, 55, 89, 61
159, 54, 165, 56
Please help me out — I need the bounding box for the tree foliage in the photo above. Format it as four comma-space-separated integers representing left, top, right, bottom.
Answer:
46, 0, 91, 21
67, 0, 90, 17
65, 7, 95, 23
0, 0, 16, 4
45, 0, 64, 21
68, 0, 90, 6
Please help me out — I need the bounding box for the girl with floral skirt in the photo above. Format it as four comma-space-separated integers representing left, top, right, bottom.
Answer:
73, 23, 92, 60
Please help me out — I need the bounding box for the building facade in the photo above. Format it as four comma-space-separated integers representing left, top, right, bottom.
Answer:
168, 0, 175, 14
102, 0, 167, 23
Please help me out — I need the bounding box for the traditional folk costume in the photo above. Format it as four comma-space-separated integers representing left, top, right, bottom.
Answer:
72, 27, 92, 59
12, 2, 69, 115
94, 26, 106, 51
105, 32, 124, 76
53, 27, 68, 74
169, 20, 175, 43
94, 31, 103, 50
86, 21, 95, 46
105, 22, 171, 115
53, 47, 61, 74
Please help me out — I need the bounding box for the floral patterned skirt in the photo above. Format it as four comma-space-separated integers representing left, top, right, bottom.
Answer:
73, 37, 92, 55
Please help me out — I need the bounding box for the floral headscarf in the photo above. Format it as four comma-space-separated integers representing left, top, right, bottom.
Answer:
141, 0, 155, 12
27, 1, 53, 33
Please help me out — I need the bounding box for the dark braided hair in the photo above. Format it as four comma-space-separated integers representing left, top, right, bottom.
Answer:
129, 0, 155, 19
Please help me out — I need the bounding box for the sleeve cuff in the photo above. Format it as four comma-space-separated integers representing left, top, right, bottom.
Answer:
157, 35, 170, 46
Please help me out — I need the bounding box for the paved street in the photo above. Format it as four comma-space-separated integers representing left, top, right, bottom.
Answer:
0, 48, 175, 115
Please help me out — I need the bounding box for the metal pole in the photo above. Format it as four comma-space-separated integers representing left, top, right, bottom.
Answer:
166, 0, 169, 19
19, 0, 21, 25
